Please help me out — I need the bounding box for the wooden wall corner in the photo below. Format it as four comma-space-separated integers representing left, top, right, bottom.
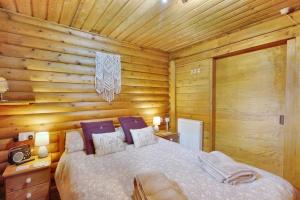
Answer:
169, 60, 176, 132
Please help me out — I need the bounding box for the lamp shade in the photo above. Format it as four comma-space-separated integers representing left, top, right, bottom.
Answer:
153, 116, 161, 126
0, 77, 8, 93
35, 132, 49, 146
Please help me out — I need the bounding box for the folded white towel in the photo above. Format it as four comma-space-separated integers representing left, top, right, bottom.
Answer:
198, 151, 257, 185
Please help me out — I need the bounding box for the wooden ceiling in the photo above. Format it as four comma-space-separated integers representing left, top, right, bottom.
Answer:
1, 0, 300, 52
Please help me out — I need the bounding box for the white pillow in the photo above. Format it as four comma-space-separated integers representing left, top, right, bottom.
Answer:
65, 130, 84, 153
115, 127, 125, 141
130, 126, 158, 148
92, 132, 126, 156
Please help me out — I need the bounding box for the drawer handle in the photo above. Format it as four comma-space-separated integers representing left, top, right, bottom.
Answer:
25, 177, 32, 184
26, 192, 32, 199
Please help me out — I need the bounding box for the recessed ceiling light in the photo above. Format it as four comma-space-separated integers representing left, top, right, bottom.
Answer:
162, 0, 168, 4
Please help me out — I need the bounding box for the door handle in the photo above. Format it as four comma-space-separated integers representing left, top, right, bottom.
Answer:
279, 115, 284, 125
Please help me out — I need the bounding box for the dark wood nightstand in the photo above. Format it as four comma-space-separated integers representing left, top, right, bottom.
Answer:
3, 156, 51, 200
155, 131, 179, 143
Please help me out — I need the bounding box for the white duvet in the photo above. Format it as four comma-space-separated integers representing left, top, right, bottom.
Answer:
55, 139, 296, 200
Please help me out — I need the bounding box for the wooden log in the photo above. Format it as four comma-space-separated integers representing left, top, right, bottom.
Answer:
0, 55, 168, 76
50, 162, 57, 173
0, 150, 8, 163
0, 138, 13, 151
0, 67, 168, 87
0, 55, 95, 75
0, 11, 169, 63
0, 109, 134, 128
0, 43, 95, 66
4, 92, 169, 103
0, 101, 169, 115
0, 0, 17, 12
0, 116, 167, 139
0, 106, 168, 129
6, 80, 168, 94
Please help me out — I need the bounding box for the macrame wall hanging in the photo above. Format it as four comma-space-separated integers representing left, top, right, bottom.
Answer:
95, 52, 121, 103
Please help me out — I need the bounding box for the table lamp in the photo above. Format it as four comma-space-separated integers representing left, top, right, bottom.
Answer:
35, 132, 49, 158
0, 77, 8, 101
153, 116, 161, 132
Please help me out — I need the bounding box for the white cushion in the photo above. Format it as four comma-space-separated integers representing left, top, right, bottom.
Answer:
65, 130, 84, 153
92, 132, 126, 156
115, 127, 125, 141
130, 126, 158, 148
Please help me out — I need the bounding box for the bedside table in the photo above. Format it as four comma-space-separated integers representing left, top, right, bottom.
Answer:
155, 131, 179, 143
3, 156, 51, 200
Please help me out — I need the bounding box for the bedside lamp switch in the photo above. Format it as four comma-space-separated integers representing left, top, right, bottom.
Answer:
25, 177, 31, 184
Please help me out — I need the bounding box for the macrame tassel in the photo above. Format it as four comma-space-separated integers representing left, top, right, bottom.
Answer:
95, 52, 121, 103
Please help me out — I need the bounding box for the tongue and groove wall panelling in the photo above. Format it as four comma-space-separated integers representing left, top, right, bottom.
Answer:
0, 10, 169, 185
175, 59, 214, 152
170, 9, 300, 189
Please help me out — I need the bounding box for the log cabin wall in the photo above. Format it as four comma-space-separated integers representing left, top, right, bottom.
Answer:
0, 10, 169, 185
170, 10, 300, 189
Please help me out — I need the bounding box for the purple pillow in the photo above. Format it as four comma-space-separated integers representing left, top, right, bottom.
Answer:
80, 121, 115, 155
119, 117, 147, 144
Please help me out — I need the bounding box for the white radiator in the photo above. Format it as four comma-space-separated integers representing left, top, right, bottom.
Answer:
178, 118, 203, 152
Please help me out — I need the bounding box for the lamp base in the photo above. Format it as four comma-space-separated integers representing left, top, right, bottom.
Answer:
153, 125, 159, 132
38, 146, 48, 158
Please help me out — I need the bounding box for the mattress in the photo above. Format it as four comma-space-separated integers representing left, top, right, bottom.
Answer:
55, 138, 296, 200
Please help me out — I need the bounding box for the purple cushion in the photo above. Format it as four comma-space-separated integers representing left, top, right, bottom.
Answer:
119, 117, 147, 144
80, 121, 115, 154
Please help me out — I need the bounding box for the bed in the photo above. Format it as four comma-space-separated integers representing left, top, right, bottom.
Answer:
55, 138, 297, 200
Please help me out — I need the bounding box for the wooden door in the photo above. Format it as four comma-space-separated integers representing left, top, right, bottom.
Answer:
215, 45, 286, 176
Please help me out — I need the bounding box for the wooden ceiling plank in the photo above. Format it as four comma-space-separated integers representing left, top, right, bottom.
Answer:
156, 0, 276, 50
47, 0, 64, 22
100, 0, 145, 36
128, 0, 203, 43
81, 0, 112, 31
161, 0, 296, 51
71, 0, 96, 28
0, 0, 17, 12
15, 0, 32, 16
133, 0, 224, 46
116, 0, 176, 41
59, 0, 80, 26
92, 0, 129, 33
162, 0, 298, 49
151, 0, 262, 49
32, 0, 48, 19
143, 0, 238, 47
2, 0, 300, 51
109, 0, 159, 39
171, 14, 297, 59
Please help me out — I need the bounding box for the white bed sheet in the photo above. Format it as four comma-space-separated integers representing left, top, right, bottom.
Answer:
55, 139, 296, 200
